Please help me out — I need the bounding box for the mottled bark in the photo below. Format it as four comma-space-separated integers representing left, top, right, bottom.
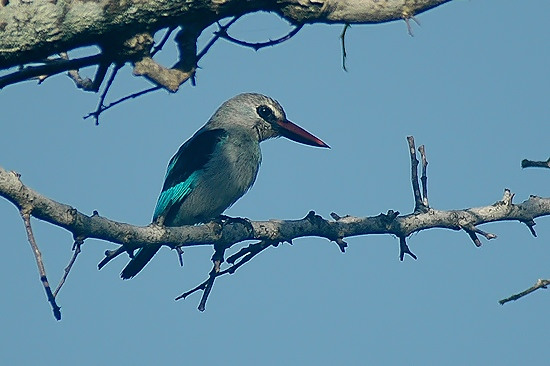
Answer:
0, 0, 453, 92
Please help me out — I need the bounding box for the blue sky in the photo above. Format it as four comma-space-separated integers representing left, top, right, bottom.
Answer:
1, 1, 549, 364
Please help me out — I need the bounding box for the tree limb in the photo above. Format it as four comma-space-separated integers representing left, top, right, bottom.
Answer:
2, 136, 549, 314
2, 165, 548, 258
522, 158, 550, 169
20, 209, 61, 320
499, 279, 550, 305
0, 0, 454, 88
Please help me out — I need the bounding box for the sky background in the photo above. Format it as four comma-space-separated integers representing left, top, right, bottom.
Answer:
1, 1, 550, 365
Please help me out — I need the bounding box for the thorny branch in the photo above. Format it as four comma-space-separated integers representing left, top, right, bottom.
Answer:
84, 63, 123, 125
215, 22, 304, 51
2, 137, 550, 317
175, 240, 276, 311
0, 1, 451, 120
82, 17, 241, 122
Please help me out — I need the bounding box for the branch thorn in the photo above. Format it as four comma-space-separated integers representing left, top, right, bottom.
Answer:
399, 236, 417, 261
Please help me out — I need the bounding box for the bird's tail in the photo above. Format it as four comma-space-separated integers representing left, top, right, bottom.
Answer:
120, 245, 161, 279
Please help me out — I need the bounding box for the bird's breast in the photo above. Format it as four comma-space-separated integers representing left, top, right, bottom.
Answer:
167, 135, 261, 226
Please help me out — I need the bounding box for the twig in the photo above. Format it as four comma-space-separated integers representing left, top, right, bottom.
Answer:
403, 14, 421, 37
89, 61, 111, 93
59, 53, 95, 91
198, 266, 217, 311
522, 219, 537, 237
85, 63, 123, 125
340, 24, 351, 71
418, 145, 429, 208
98, 247, 127, 270
152, 27, 177, 56
399, 236, 417, 261
461, 223, 497, 247
82, 17, 239, 120
0, 54, 104, 89
175, 241, 274, 310
83, 85, 161, 121
2, 164, 549, 257
196, 16, 241, 61
20, 211, 61, 320
215, 22, 303, 51
407, 136, 427, 212
175, 246, 184, 267
226, 240, 274, 269
521, 158, 550, 169
53, 237, 84, 297
499, 279, 550, 305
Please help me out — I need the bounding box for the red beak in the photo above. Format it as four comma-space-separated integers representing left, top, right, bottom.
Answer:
275, 119, 330, 148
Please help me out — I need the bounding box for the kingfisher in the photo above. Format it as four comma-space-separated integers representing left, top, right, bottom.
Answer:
121, 93, 329, 279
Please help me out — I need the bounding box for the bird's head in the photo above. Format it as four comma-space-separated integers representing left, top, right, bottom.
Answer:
208, 93, 329, 148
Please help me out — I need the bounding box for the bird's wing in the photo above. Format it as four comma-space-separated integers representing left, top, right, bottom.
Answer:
153, 128, 227, 223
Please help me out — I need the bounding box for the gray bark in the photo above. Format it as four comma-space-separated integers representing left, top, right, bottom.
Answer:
0, 0, 452, 68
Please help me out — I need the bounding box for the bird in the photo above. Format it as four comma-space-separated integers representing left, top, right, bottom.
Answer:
120, 93, 329, 279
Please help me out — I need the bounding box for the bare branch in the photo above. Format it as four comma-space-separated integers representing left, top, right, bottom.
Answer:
215, 22, 304, 51
81, 18, 241, 120
85, 64, 123, 125
499, 279, 550, 305
0, 0, 454, 91
340, 24, 351, 71
522, 158, 550, 169
0, 54, 104, 89
399, 236, 417, 261
522, 219, 537, 237
83, 86, 162, 121
53, 237, 84, 298
2, 134, 549, 312
98, 247, 127, 270
2, 165, 549, 257
418, 145, 429, 208
59, 52, 94, 91
407, 136, 428, 213
403, 14, 421, 37
196, 17, 241, 61
20, 210, 61, 320
176, 240, 275, 311
151, 27, 177, 57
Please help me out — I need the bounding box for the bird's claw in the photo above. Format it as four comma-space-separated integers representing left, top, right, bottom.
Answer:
216, 215, 254, 235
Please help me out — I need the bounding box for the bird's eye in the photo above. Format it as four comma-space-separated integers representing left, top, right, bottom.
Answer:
256, 105, 275, 122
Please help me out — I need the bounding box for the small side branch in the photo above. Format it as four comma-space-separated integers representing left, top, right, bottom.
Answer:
522, 158, 550, 169
402, 12, 421, 37
399, 236, 417, 261
83, 86, 161, 121
0, 54, 105, 89
53, 237, 84, 297
21, 211, 61, 320
407, 136, 428, 212
84, 63, 123, 125
98, 246, 127, 270
176, 240, 275, 311
340, 24, 350, 71
499, 279, 550, 305
418, 145, 429, 207
216, 22, 303, 51
461, 223, 497, 247
151, 27, 177, 56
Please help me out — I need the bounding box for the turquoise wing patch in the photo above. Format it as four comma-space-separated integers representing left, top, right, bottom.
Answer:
153, 171, 199, 221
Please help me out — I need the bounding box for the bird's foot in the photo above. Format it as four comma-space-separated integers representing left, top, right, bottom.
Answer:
216, 215, 254, 236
